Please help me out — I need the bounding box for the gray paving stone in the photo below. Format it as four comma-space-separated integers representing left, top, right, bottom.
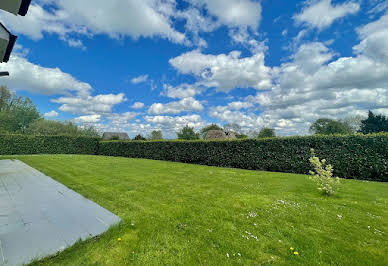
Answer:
0, 160, 121, 266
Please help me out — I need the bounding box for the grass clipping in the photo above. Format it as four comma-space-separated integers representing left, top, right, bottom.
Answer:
309, 148, 340, 196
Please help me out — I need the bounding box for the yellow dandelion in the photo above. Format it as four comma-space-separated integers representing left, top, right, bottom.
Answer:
290, 247, 294, 251
117, 238, 122, 241
294, 251, 299, 255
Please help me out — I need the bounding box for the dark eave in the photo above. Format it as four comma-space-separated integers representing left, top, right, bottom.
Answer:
0, 22, 17, 63
18, 0, 32, 16
4, 34, 17, 62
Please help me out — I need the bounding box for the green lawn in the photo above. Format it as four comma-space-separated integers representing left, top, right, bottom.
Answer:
3, 155, 388, 265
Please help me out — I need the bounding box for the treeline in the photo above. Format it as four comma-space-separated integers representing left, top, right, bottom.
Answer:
26, 119, 99, 137
0, 86, 40, 133
309, 113, 388, 135
143, 112, 387, 141
0, 86, 99, 137
133, 124, 276, 141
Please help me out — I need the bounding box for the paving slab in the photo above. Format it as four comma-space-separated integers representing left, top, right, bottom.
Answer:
0, 160, 121, 266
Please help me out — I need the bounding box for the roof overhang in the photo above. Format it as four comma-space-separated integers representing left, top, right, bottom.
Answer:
0, 0, 32, 16
0, 22, 17, 63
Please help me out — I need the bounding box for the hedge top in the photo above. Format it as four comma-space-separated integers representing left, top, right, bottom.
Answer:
100, 132, 388, 143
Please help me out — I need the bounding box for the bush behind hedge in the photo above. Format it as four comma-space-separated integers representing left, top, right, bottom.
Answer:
0, 134, 99, 155
99, 134, 388, 181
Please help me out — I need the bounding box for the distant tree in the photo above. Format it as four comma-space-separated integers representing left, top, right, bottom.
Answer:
0, 86, 40, 133
309, 118, 352, 135
200, 124, 222, 139
236, 134, 248, 139
247, 130, 259, 139
79, 125, 100, 137
177, 125, 200, 140
26, 119, 77, 136
224, 123, 242, 134
342, 115, 365, 133
0, 86, 11, 112
133, 134, 147, 141
26, 119, 99, 137
360, 111, 388, 134
257, 128, 276, 138
149, 130, 163, 140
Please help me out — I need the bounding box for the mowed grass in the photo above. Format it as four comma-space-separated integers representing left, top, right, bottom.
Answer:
3, 155, 388, 265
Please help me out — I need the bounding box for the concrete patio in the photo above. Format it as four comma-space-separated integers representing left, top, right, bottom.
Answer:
0, 160, 121, 266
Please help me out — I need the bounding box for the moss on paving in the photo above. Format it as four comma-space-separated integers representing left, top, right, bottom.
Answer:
3, 155, 387, 265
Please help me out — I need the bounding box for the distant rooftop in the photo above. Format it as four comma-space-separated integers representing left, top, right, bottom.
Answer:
102, 132, 130, 140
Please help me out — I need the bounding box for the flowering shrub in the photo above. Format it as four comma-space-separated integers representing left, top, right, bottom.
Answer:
309, 149, 340, 195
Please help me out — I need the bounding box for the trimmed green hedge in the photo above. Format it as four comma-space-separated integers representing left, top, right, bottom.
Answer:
99, 134, 388, 181
0, 135, 99, 155
1, 134, 387, 181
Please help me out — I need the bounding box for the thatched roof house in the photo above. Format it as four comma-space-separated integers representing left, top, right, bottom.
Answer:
225, 131, 237, 139
102, 132, 130, 140
205, 130, 237, 140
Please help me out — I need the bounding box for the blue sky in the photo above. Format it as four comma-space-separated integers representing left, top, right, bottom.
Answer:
1, 0, 388, 138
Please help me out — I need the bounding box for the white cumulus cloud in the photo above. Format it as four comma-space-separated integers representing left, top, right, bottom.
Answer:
131, 102, 145, 109
145, 114, 205, 132
53, 93, 127, 115
131, 75, 149, 84
162, 83, 204, 99
0, 55, 91, 96
74, 114, 101, 123
354, 13, 388, 62
191, 0, 262, 30
44, 110, 59, 118
169, 50, 272, 92
0, 0, 186, 47
295, 0, 360, 30
148, 97, 204, 114
106, 112, 138, 126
